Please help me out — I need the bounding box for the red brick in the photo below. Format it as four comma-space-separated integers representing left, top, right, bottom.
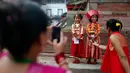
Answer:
98, 3, 130, 11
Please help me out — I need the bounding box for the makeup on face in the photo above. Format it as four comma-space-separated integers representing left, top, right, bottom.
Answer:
91, 15, 97, 23
74, 15, 81, 23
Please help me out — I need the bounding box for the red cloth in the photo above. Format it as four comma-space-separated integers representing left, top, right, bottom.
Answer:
100, 39, 110, 73
100, 32, 130, 73
86, 36, 101, 59
70, 40, 86, 58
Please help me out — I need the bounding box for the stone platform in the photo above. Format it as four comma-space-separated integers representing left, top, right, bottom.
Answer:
38, 53, 102, 73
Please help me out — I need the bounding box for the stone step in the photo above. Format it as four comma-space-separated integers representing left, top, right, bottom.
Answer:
71, 69, 101, 73
38, 53, 130, 73
38, 53, 101, 70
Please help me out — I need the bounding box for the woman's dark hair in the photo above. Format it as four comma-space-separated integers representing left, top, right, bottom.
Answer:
106, 19, 123, 32
74, 14, 83, 20
89, 15, 98, 22
0, 1, 49, 59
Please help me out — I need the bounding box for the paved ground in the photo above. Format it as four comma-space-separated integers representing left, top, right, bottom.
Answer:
71, 69, 102, 73
38, 53, 102, 73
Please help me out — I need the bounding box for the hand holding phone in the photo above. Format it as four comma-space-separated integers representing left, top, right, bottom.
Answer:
52, 27, 61, 43
52, 31, 68, 54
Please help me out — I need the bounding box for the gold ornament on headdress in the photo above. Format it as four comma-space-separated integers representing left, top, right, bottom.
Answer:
116, 23, 120, 27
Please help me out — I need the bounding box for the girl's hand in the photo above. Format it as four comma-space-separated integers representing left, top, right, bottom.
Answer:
73, 33, 77, 37
76, 36, 80, 40
92, 41, 99, 47
88, 35, 91, 38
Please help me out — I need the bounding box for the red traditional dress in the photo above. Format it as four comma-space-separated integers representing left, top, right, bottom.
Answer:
101, 32, 130, 73
86, 23, 101, 59
85, 10, 101, 62
70, 23, 86, 58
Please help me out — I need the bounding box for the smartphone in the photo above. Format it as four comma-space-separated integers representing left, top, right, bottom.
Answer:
52, 27, 61, 43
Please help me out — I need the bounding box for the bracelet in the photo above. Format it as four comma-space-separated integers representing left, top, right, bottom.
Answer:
55, 52, 65, 64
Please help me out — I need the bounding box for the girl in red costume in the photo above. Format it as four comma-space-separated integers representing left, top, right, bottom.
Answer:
93, 19, 130, 73
86, 10, 101, 64
70, 14, 86, 63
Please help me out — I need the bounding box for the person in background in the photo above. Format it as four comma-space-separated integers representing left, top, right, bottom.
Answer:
85, 10, 101, 64
92, 19, 130, 73
70, 14, 86, 64
0, 1, 72, 73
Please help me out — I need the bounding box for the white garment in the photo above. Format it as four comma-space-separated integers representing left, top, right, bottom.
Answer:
74, 37, 79, 44
90, 34, 95, 39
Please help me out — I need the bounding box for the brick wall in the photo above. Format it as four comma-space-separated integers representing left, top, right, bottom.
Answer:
98, 3, 130, 11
